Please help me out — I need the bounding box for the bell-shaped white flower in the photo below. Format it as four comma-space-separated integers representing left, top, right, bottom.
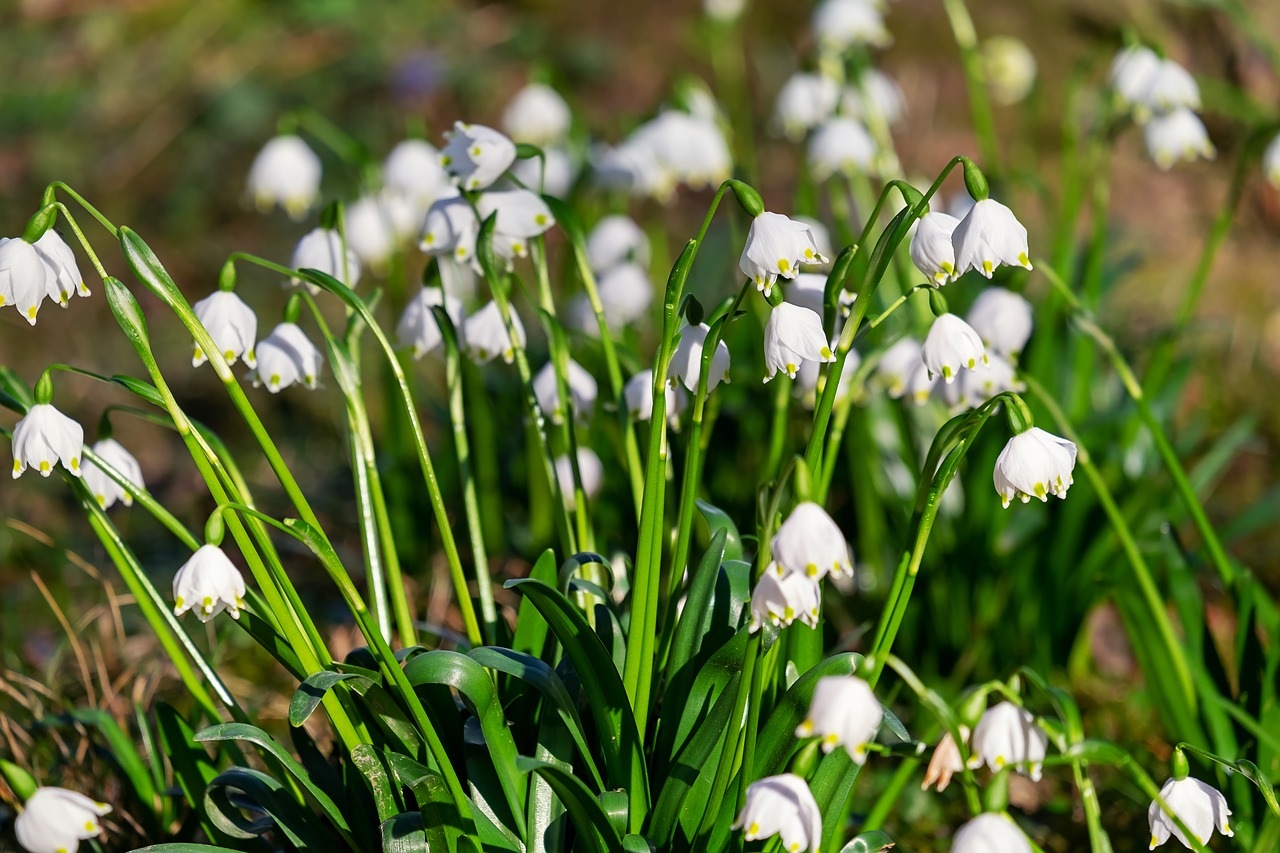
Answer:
763, 303, 835, 382
173, 544, 247, 622
773, 501, 852, 579
592, 138, 674, 202
840, 68, 906, 127
344, 193, 414, 271
923, 313, 988, 383
464, 301, 526, 364
570, 263, 653, 335
1143, 108, 1215, 170
533, 359, 599, 423
475, 189, 556, 262
774, 72, 840, 140
624, 370, 686, 427
968, 702, 1048, 780
983, 36, 1038, 106
246, 135, 322, 219
441, 122, 516, 191
796, 676, 882, 763
950, 352, 1023, 412
14, 786, 112, 853
555, 448, 604, 512
1109, 45, 1161, 111
1137, 58, 1200, 115
812, 0, 890, 52
0, 237, 51, 324
669, 323, 731, 392
510, 147, 574, 198
704, 0, 746, 22
952, 198, 1033, 279
421, 196, 480, 265
397, 287, 466, 359
502, 83, 572, 146
807, 118, 877, 181
631, 111, 732, 190
1264, 133, 1280, 189
877, 338, 924, 399
786, 273, 826, 316
251, 323, 323, 393
34, 229, 88, 305
586, 215, 650, 273
952, 813, 1032, 853
741, 213, 829, 296
1148, 776, 1233, 850
384, 139, 453, 209
797, 348, 860, 409
289, 227, 362, 292
11, 403, 84, 479
909, 212, 961, 285
749, 566, 822, 632
967, 287, 1033, 358
82, 438, 144, 509
993, 427, 1077, 507
921, 727, 969, 792
732, 773, 822, 853
192, 291, 257, 368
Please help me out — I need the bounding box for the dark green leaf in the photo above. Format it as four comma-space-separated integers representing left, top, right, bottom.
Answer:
517, 758, 625, 853
289, 671, 375, 728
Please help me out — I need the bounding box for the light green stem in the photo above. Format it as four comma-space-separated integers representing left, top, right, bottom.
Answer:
940, 0, 1000, 169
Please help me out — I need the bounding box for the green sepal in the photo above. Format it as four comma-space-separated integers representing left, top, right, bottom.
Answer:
0, 759, 37, 801
21, 204, 57, 244
928, 287, 950, 318
33, 370, 54, 405
961, 156, 990, 201
727, 179, 764, 218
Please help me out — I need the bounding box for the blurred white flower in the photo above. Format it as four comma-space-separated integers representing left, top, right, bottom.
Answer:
438, 256, 478, 303
922, 313, 987, 383
533, 359, 598, 423
732, 774, 822, 853
704, 0, 747, 22
772, 501, 852, 579
951, 352, 1023, 411
246, 135, 321, 219
11, 403, 83, 479
909, 211, 960, 285
586, 215, 650, 273
796, 348, 860, 408
796, 676, 882, 763
904, 360, 935, 405
624, 370, 687, 427
632, 111, 733, 190
173, 544, 246, 623
946, 191, 976, 221
983, 36, 1037, 105
0, 237, 50, 324
669, 323, 731, 392
441, 122, 517, 191
502, 83, 572, 146
763, 303, 835, 382
342, 195, 405, 273
383, 139, 453, 209
1143, 108, 1215, 170
14, 786, 112, 853
421, 196, 480, 266
967, 287, 1033, 359
464, 301, 526, 364
510, 147, 574, 198
876, 337, 923, 399
968, 701, 1048, 780
34, 229, 88, 306
774, 72, 840, 140
1137, 58, 1201, 116
250, 323, 323, 393
577, 263, 654, 333
397, 287, 466, 359
555, 448, 604, 511
952, 813, 1032, 853
993, 427, 1077, 507
841, 68, 906, 126
812, 0, 891, 52
951, 198, 1032, 279
741, 212, 829, 296
1264, 134, 1280, 189
289, 227, 361, 292
475, 189, 556, 263
1109, 45, 1161, 110
1149, 776, 1233, 850
749, 567, 822, 632
787, 272, 827, 316
807, 117, 877, 181
921, 727, 969, 792
192, 291, 257, 368
591, 139, 673, 201
83, 438, 144, 509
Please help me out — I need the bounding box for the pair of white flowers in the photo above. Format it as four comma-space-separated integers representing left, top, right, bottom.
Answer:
568, 215, 654, 337
420, 189, 556, 270
908, 198, 1032, 286
774, 68, 904, 143
189, 291, 323, 394
0, 230, 88, 325
10, 404, 147, 511
593, 109, 732, 202
1109, 46, 1214, 170
394, 288, 526, 367
749, 502, 851, 632
502, 83, 576, 198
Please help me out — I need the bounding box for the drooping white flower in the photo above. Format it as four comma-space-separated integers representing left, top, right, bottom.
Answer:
441, 122, 517, 191
1109, 45, 1162, 111
631, 111, 733, 190
904, 360, 935, 405
732, 773, 822, 853
952, 198, 1033, 279
773, 501, 852, 579
624, 370, 687, 427
796, 348, 861, 409
749, 566, 822, 632
968, 702, 1048, 780
82, 438, 144, 509
250, 323, 323, 393
877, 338, 924, 398
0, 237, 51, 324
289, 227, 362, 293
397, 288, 466, 359
475, 189, 556, 263
741, 212, 829, 296
669, 323, 731, 392
909, 211, 961, 285
14, 786, 112, 853
1264, 133, 1280, 189
993, 427, 1077, 507
510, 147, 574, 198
763, 303, 835, 382
173, 544, 246, 622
344, 193, 415, 271
950, 352, 1023, 411
840, 68, 906, 127
967, 287, 1033, 359
439, 256, 478, 303
502, 83, 572, 146
704, 0, 747, 22
1137, 58, 1201, 115
586, 215, 650, 273
1143, 108, 1215, 170
807, 118, 877, 181
812, 0, 891, 52
983, 36, 1038, 105
952, 813, 1033, 853
533, 359, 599, 423
796, 676, 882, 763
571, 263, 653, 334
383, 139, 453, 209
787, 273, 827, 316
591, 138, 674, 201
420, 196, 480, 266
11, 404, 84, 479
922, 313, 988, 383
795, 218, 834, 263
464, 301, 526, 364
1148, 776, 1233, 850
774, 72, 840, 140
246, 135, 322, 219
192, 291, 257, 368
34, 229, 89, 305
921, 727, 969, 792
555, 448, 604, 512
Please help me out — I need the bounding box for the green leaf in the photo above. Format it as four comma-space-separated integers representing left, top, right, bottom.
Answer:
380, 812, 429, 853
289, 670, 375, 727
233, 610, 308, 680
518, 758, 625, 853
756, 653, 865, 777
352, 744, 402, 823
132, 846, 246, 852
839, 829, 896, 852
386, 755, 463, 853
203, 767, 338, 849
154, 703, 221, 842
695, 500, 743, 561
666, 528, 730, 683
63, 708, 156, 809
512, 549, 558, 660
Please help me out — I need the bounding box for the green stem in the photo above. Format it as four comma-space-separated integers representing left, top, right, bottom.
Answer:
940, 0, 1000, 169
47, 182, 119, 236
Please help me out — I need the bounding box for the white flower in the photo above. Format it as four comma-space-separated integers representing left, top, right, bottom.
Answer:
812, 0, 891, 52
950, 352, 1023, 411
502, 83, 572, 146
533, 359, 598, 422
586, 215, 650, 273
441, 122, 517, 191
704, 0, 747, 22
1109, 45, 1161, 110
592, 139, 673, 201
632, 111, 732, 190
840, 68, 906, 126
571, 263, 653, 334
438, 256, 478, 303
763, 303, 835, 382
624, 370, 687, 427
344, 193, 414, 271
967, 287, 1033, 358
877, 338, 923, 399
968, 702, 1048, 780
921, 727, 969, 792
1264, 133, 1280, 189
951, 198, 1033, 279
732, 774, 822, 853
34, 229, 88, 305
0, 237, 51, 324
246, 135, 322, 219
1144, 108, 1215, 170
905, 361, 935, 405
749, 566, 822, 632
796, 676, 882, 763
774, 72, 840, 140
14, 786, 112, 853
397, 288, 466, 358
173, 544, 246, 622
475, 189, 556, 262
464, 301, 526, 364
795, 218, 834, 263
510, 147, 574, 198
1149, 776, 1233, 850
741, 212, 829, 296
796, 348, 860, 408
983, 37, 1038, 105
192, 291, 257, 368
993, 427, 1077, 507
290, 227, 362, 292
952, 813, 1032, 853
1137, 59, 1200, 115
772, 501, 852, 579
82, 439, 144, 509
555, 448, 604, 511
669, 323, 731, 392
420, 196, 480, 265
807, 118, 877, 181
909, 211, 961, 285
251, 323, 323, 393
923, 313, 988, 383
787, 273, 827, 316
383, 139, 453, 209
11, 404, 84, 479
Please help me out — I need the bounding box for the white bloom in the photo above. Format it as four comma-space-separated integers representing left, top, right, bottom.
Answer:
1144, 108, 1215, 170
807, 118, 877, 181
772, 501, 852, 579
1109, 45, 1161, 110
922, 313, 987, 383
993, 427, 1077, 507
795, 218, 834, 263
439, 256, 478, 303
749, 566, 822, 632
774, 72, 840, 140
983, 37, 1038, 105
787, 273, 827, 316
397, 288, 466, 358
732, 774, 822, 853
246, 135, 322, 219
909, 212, 961, 285
796, 348, 860, 409
1138, 59, 1200, 115
11, 404, 84, 479
951, 352, 1023, 411
0, 237, 51, 324
441, 122, 517, 191
968, 701, 1048, 780
763, 303, 835, 382
951, 198, 1033, 279
582, 263, 653, 333
420, 196, 480, 265
555, 448, 604, 511
289, 227, 361, 292
82, 438, 144, 509
592, 139, 673, 201
173, 544, 246, 622
1148, 776, 1233, 849
904, 361, 935, 405
1264, 134, 1280, 189
344, 193, 413, 271
14, 786, 112, 853
669, 323, 731, 392
502, 83, 572, 146
464, 301, 526, 364
967, 287, 1033, 358
34, 229, 89, 305
533, 359, 598, 422
192, 291, 257, 368
632, 111, 732, 190
251, 323, 323, 393
840, 68, 906, 126
624, 370, 687, 427
383, 139, 453, 209
704, 0, 747, 22
740, 212, 829, 296
586, 215, 650, 273
475, 189, 556, 262
877, 338, 924, 399
510, 147, 574, 198
796, 676, 882, 763
921, 727, 969, 792
812, 0, 891, 52
952, 813, 1032, 853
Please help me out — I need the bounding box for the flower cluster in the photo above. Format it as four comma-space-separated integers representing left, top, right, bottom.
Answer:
1109, 46, 1214, 170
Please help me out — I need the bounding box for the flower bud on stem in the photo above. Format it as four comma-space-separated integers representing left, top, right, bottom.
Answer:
962, 156, 990, 201
21, 204, 57, 244
34, 370, 54, 406
204, 510, 226, 547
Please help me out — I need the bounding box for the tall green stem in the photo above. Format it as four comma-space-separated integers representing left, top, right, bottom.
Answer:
941, 0, 1000, 170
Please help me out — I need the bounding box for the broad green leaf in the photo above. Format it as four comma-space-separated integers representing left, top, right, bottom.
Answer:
203, 767, 338, 849
352, 745, 402, 823
154, 703, 221, 843
839, 829, 896, 852
666, 528, 730, 683
518, 758, 624, 853
512, 549, 558, 660
695, 500, 743, 562
289, 671, 375, 727
381, 812, 428, 853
